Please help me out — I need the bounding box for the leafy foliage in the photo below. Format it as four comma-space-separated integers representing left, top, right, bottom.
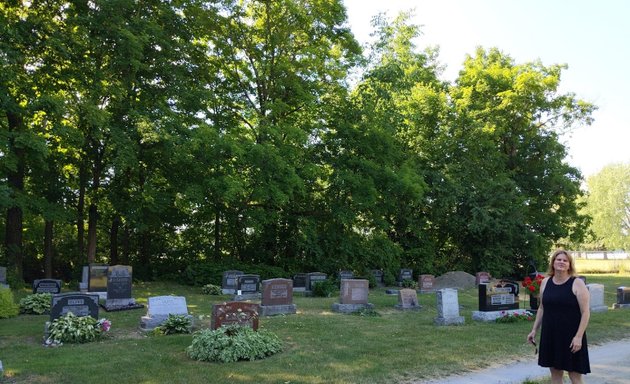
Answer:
0, 288, 19, 319
154, 314, 192, 335
401, 279, 418, 289
47, 313, 111, 344
186, 325, 283, 363
19, 293, 52, 314
311, 279, 337, 297
201, 284, 222, 295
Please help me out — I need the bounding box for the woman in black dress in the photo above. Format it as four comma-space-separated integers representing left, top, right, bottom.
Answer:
527, 249, 591, 384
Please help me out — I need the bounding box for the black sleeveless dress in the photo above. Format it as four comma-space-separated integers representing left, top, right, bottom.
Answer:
539, 276, 590, 374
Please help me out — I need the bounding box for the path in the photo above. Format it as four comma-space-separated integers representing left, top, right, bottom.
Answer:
415, 338, 630, 384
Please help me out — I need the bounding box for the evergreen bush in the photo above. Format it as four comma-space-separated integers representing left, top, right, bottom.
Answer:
0, 287, 19, 319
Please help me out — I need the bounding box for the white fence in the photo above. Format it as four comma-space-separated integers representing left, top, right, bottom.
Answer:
571, 251, 629, 260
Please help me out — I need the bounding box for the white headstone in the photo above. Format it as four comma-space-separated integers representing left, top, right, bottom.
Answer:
140, 296, 191, 331
434, 288, 465, 325
587, 283, 608, 313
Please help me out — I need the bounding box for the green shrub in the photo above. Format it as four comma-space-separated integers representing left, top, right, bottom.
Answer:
0, 287, 19, 319
401, 279, 418, 289
154, 314, 192, 335
201, 283, 222, 295
383, 270, 397, 286
352, 307, 381, 317
19, 293, 52, 314
311, 279, 337, 297
187, 325, 283, 363
47, 313, 111, 344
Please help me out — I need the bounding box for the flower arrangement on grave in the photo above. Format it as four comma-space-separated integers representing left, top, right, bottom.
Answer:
495, 310, 535, 323
522, 274, 545, 296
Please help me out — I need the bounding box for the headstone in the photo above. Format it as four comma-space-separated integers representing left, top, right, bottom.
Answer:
292, 273, 307, 292
418, 274, 435, 293
33, 279, 62, 294
211, 301, 259, 330
434, 288, 465, 325
371, 269, 384, 286
260, 278, 296, 316
140, 296, 192, 331
0, 266, 7, 285
587, 283, 608, 313
475, 272, 491, 286
477, 281, 519, 312
395, 288, 421, 311
613, 286, 630, 309
103, 265, 143, 311
50, 293, 100, 322
338, 270, 354, 281
79, 266, 89, 292
331, 279, 373, 313
306, 272, 327, 291
397, 269, 413, 283
233, 274, 261, 301
88, 264, 109, 299
221, 270, 244, 294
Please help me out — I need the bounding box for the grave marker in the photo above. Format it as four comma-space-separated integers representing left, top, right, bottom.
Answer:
613, 286, 630, 309
434, 288, 465, 325
292, 273, 307, 292
33, 279, 62, 294
260, 278, 296, 316
306, 272, 327, 291
338, 270, 354, 281
395, 288, 421, 311
211, 301, 260, 330
140, 296, 192, 330
50, 293, 100, 322
104, 265, 143, 311
221, 270, 244, 294
418, 274, 435, 293
475, 272, 491, 286
331, 279, 373, 313
587, 283, 608, 313
233, 274, 261, 301
371, 269, 384, 286
88, 264, 109, 298
397, 269, 413, 283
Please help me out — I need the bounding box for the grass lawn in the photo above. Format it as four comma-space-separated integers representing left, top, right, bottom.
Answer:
1, 274, 629, 384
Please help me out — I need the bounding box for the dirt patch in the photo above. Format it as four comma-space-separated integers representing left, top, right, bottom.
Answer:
433, 271, 476, 290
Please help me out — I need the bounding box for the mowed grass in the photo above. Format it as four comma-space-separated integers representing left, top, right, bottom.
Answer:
1, 274, 629, 384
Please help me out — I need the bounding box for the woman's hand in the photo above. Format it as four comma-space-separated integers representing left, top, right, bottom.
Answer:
527, 330, 536, 344
570, 336, 582, 353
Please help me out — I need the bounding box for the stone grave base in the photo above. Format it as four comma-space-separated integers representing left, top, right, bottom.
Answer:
394, 304, 421, 311
260, 304, 297, 316
139, 314, 194, 331
221, 288, 235, 295
89, 291, 107, 300
232, 293, 261, 301
292, 287, 306, 292
418, 289, 435, 294
613, 303, 630, 309
385, 289, 399, 295
102, 298, 144, 312
78, 282, 88, 292
591, 305, 609, 313
434, 315, 465, 326
331, 303, 374, 313
472, 309, 523, 322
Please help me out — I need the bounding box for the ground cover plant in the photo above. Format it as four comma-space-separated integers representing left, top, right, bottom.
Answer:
0, 274, 628, 383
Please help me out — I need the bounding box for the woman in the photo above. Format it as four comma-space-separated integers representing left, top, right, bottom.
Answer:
527, 249, 591, 384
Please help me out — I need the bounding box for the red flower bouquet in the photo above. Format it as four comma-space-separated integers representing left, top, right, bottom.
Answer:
522, 274, 545, 296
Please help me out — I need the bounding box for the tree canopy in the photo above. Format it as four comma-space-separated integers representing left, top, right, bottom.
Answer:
1, 2, 595, 284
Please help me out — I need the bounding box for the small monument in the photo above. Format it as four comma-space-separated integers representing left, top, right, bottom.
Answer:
395, 288, 421, 311
79, 266, 89, 292
306, 272, 327, 292
434, 288, 465, 326
233, 274, 261, 301
221, 270, 244, 294
331, 279, 373, 313
32, 279, 62, 294
50, 293, 100, 322
103, 265, 143, 311
472, 280, 521, 322
475, 272, 491, 286
397, 269, 413, 285
613, 287, 630, 309
140, 296, 192, 331
211, 301, 259, 330
371, 269, 384, 287
338, 270, 354, 281
292, 273, 307, 292
88, 264, 109, 299
260, 278, 297, 316
587, 283, 608, 313
418, 274, 435, 293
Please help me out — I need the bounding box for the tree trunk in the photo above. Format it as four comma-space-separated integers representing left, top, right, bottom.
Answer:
44, 220, 54, 278
77, 165, 86, 260
110, 215, 120, 265
87, 203, 98, 263
214, 204, 221, 260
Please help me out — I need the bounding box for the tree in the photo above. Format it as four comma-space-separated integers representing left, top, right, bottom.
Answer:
583, 163, 630, 250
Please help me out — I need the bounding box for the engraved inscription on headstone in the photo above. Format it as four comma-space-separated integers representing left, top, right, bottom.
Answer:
107, 265, 132, 299
397, 269, 413, 282
306, 272, 327, 291
237, 274, 260, 294
50, 293, 100, 322
478, 282, 519, 311
140, 296, 191, 330
419, 274, 435, 293
395, 288, 421, 310
211, 301, 259, 330
33, 279, 62, 294
260, 278, 296, 316
222, 270, 244, 294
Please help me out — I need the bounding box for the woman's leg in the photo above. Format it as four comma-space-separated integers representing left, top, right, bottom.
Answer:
568, 371, 584, 384
550, 367, 565, 383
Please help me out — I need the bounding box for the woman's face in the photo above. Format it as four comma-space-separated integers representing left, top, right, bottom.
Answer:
553, 253, 570, 273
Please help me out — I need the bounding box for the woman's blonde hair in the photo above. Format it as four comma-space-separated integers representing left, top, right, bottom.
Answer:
547, 249, 576, 276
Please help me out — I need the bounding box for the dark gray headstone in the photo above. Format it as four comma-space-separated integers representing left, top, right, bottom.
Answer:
50, 293, 100, 322
107, 265, 132, 300
292, 273, 307, 291
371, 269, 384, 285
237, 274, 260, 294
222, 270, 244, 294
618, 287, 630, 304
33, 279, 62, 294
338, 270, 354, 281
397, 269, 413, 282
88, 264, 109, 292
306, 272, 327, 291
477, 282, 519, 312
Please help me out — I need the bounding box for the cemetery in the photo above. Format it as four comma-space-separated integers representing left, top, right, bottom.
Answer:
1, 270, 628, 383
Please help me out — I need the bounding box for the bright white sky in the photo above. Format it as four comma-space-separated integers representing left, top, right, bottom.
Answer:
343, 0, 630, 178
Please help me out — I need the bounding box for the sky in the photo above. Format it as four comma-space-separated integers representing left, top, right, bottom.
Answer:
343, 0, 630, 178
